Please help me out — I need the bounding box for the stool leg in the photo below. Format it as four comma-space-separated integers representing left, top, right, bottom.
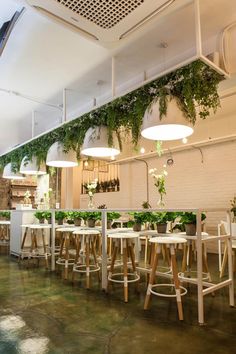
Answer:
59, 235, 65, 258
72, 236, 81, 283
42, 230, 49, 270
64, 234, 70, 280
163, 245, 171, 267
129, 240, 139, 293
123, 239, 128, 302
144, 237, 148, 265
202, 244, 211, 281
181, 243, 187, 273
220, 243, 228, 278
107, 240, 118, 292
144, 248, 159, 310
170, 245, 184, 321
85, 236, 90, 289
91, 238, 100, 282
18, 227, 28, 263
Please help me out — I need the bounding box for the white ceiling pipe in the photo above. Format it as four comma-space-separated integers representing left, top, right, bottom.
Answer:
109, 134, 236, 165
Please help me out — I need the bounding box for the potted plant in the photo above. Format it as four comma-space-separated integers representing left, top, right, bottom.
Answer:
85, 212, 101, 228
55, 211, 66, 225
43, 211, 52, 224
34, 211, 45, 224
151, 212, 170, 233
72, 211, 84, 226
179, 212, 206, 235
0, 211, 10, 220
128, 212, 149, 232
107, 212, 121, 229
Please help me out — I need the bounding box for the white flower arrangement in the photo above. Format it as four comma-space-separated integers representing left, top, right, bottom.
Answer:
85, 179, 98, 197
149, 165, 168, 207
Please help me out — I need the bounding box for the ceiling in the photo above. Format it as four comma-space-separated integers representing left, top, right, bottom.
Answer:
0, 0, 236, 155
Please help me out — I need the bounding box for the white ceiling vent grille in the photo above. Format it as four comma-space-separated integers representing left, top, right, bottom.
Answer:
55, 0, 145, 29
27, 0, 175, 47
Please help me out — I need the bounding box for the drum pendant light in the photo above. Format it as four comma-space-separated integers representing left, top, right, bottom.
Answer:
2, 163, 25, 180
46, 142, 78, 168
20, 156, 46, 175
81, 126, 120, 157
141, 97, 193, 141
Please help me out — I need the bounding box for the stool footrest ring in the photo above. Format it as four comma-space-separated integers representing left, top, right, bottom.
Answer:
178, 271, 209, 281
108, 272, 140, 284
56, 258, 75, 266
73, 264, 100, 273
150, 284, 187, 298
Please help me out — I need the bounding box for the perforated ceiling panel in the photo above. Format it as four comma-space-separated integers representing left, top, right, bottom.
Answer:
55, 0, 145, 29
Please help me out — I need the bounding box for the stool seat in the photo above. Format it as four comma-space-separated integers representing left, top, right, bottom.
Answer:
0, 221, 10, 225
28, 224, 51, 230
150, 236, 187, 245
108, 232, 139, 239
139, 230, 158, 237
175, 232, 209, 241
57, 227, 77, 232
73, 229, 100, 236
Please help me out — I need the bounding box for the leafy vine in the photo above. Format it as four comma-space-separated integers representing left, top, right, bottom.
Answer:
0, 60, 223, 171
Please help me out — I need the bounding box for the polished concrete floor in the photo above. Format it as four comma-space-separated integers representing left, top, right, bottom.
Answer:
0, 254, 235, 354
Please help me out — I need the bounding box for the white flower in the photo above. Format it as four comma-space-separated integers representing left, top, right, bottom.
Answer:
163, 170, 168, 176
149, 169, 154, 174
163, 164, 166, 168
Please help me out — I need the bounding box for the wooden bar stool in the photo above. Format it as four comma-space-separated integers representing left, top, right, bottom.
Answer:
19, 224, 51, 269
108, 233, 140, 303
56, 227, 77, 279
72, 229, 101, 289
144, 236, 187, 321
0, 221, 10, 254
178, 232, 212, 281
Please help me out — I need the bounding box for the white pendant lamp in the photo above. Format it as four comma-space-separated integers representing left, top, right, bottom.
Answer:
141, 97, 194, 141
2, 163, 25, 180
20, 156, 46, 175
81, 126, 120, 157
46, 142, 78, 168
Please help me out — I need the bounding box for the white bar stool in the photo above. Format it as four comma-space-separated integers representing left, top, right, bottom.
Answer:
19, 224, 51, 269
144, 236, 187, 321
176, 232, 211, 281
72, 229, 101, 289
108, 232, 140, 303
56, 227, 77, 279
0, 220, 10, 254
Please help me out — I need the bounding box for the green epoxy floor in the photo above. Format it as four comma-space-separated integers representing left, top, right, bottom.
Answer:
0, 255, 235, 354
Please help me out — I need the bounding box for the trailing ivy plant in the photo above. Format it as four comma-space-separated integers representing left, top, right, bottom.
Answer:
0, 60, 223, 172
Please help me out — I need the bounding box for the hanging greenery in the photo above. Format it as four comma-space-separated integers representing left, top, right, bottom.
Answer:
0, 59, 223, 172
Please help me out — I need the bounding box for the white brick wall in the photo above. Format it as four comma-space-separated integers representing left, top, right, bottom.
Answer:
80, 140, 236, 246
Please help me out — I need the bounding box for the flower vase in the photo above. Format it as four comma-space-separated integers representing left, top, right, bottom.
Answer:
88, 195, 95, 209
157, 197, 165, 208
